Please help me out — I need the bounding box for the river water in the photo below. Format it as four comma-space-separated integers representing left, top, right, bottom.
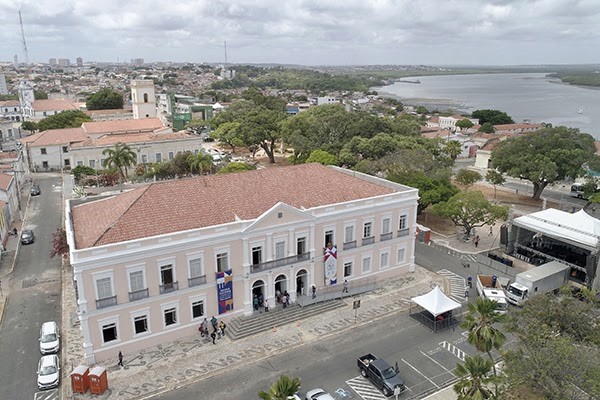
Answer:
375, 73, 600, 138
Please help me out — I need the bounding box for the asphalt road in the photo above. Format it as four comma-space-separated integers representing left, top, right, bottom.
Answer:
501, 180, 587, 210
0, 176, 63, 400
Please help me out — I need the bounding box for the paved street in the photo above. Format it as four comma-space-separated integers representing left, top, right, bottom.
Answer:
0, 176, 63, 400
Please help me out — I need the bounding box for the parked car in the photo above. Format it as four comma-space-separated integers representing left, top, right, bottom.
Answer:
357, 353, 405, 397
37, 354, 60, 390
39, 321, 60, 354
30, 185, 41, 196
305, 388, 335, 400
21, 229, 35, 244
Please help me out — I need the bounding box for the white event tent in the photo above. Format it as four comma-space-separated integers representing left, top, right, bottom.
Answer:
410, 286, 462, 331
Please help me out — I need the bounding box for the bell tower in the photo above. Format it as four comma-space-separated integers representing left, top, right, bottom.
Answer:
131, 79, 156, 119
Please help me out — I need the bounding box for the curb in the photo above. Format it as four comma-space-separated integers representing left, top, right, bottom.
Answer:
0, 295, 8, 328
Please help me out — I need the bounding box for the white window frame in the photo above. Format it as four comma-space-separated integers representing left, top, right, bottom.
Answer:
363, 219, 374, 238
157, 257, 177, 285
344, 223, 355, 243
215, 246, 230, 273
380, 249, 390, 269
97, 316, 120, 345
155, 152, 162, 162
295, 234, 308, 255
189, 294, 208, 321
324, 227, 335, 248
274, 238, 286, 259
161, 301, 180, 329
126, 264, 146, 293
397, 246, 407, 265
343, 260, 354, 278
168, 151, 174, 160
92, 270, 114, 300
130, 308, 151, 336
381, 215, 392, 234
187, 252, 204, 279
361, 254, 372, 274
399, 214, 408, 230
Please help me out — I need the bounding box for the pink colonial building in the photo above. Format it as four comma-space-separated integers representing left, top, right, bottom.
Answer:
66, 163, 419, 363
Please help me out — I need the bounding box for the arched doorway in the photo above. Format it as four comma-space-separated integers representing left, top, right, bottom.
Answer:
296, 269, 308, 296
252, 280, 265, 311
275, 274, 287, 302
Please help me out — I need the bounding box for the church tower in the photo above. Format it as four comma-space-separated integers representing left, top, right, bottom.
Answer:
18, 80, 35, 119
131, 80, 157, 119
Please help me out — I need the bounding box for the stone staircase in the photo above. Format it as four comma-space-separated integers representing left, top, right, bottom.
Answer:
226, 300, 347, 341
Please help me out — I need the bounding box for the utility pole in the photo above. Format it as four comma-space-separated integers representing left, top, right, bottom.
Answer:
19, 11, 29, 65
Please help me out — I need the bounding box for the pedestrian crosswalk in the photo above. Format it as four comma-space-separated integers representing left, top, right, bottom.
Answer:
436, 269, 468, 303
346, 376, 389, 400
34, 389, 59, 400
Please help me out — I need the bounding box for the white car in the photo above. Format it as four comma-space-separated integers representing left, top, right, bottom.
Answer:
305, 388, 335, 400
37, 354, 60, 390
39, 321, 60, 354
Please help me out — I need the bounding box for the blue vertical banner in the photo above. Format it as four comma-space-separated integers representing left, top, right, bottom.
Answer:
216, 269, 234, 314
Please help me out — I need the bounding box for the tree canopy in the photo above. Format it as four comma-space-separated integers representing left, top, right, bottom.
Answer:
102, 143, 137, 190
305, 149, 338, 166
478, 122, 495, 133
86, 88, 124, 110
491, 126, 598, 199
456, 119, 474, 130
455, 169, 482, 188
472, 109, 514, 125
36, 110, 93, 131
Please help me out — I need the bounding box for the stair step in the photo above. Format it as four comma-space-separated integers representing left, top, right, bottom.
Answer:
226, 300, 347, 341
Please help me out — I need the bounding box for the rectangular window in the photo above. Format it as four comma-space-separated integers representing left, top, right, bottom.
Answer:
275, 241, 285, 259
344, 225, 354, 243
129, 271, 144, 292
164, 308, 177, 326
363, 222, 372, 238
102, 323, 117, 343
62, 146, 68, 153
42, 161, 48, 169
155, 153, 162, 162
296, 237, 307, 255
189, 258, 203, 278
344, 262, 353, 278
76, 161, 83, 166
397, 248, 406, 264
216, 252, 229, 272
380, 252, 389, 269
96, 277, 112, 299
382, 218, 391, 234
325, 230, 334, 248
134, 316, 148, 334
192, 300, 204, 319
251, 247, 262, 266
64, 159, 70, 167
41, 148, 47, 155
168, 151, 174, 160
89, 159, 96, 168
142, 154, 148, 163
399, 215, 407, 230
362, 257, 371, 273
160, 265, 174, 285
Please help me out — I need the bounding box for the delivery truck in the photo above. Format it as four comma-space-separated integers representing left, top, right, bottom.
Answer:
476, 275, 508, 314
506, 261, 570, 306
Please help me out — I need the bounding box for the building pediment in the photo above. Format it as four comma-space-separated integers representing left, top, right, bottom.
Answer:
243, 202, 313, 234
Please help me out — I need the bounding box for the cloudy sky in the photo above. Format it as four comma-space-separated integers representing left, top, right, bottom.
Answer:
1, 0, 599, 66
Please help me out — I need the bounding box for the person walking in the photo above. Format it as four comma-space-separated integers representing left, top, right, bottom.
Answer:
210, 331, 217, 345
474, 235, 480, 248
488, 226, 493, 236
118, 351, 124, 367
218, 320, 226, 338
311, 285, 316, 299
467, 275, 473, 289
202, 318, 208, 337
282, 293, 287, 308
342, 280, 348, 293
253, 294, 259, 311
211, 316, 218, 332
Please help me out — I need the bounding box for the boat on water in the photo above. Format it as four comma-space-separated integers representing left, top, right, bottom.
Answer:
578, 108, 584, 114
398, 79, 421, 84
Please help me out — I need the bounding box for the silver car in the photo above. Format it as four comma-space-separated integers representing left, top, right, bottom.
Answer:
37, 354, 60, 390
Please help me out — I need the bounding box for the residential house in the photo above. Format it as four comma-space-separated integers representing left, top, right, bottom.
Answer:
0, 173, 20, 226
0, 100, 23, 122
492, 123, 543, 135
65, 163, 419, 363
21, 128, 88, 172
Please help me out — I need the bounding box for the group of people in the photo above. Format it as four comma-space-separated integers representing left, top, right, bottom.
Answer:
253, 292, 271, 312
198, 316, 226, 344
275, 290, 290, 308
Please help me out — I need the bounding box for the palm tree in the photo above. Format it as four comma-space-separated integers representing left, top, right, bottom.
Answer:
461, 297, 507, 397
186, 152, 214, 175
454, 355, 496, 400
444, 140, 462, 160
102, 143, 137, 191
258, 374, 301, 400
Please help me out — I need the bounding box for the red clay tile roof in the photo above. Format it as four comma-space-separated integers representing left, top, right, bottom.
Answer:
0, 100, 20, 107
81, 118, 164, 134
71, 132, 194, 147
21, 128, 88, 147
0, 173, 14, 191
493, 123, 544, 131
71, 163, 397, 248
32, 99, 78, 112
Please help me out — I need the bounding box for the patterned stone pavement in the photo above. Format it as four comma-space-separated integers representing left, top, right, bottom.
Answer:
61, 265, 447, 400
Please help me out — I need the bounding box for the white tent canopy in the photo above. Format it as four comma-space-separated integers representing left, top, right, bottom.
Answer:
411, 286, 462, 317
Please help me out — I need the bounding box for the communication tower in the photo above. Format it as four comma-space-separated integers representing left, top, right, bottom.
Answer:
19, 11, 29, 65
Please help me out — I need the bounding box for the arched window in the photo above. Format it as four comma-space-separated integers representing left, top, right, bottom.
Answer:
143, 93, 148, 103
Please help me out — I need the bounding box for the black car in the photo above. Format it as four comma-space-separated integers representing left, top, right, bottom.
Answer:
21, 229, 35, 244
30, 185, 41, 196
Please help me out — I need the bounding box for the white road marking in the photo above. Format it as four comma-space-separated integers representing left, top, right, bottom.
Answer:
34, 389, 59, 400
346, 376, 388, 400
439, 340, 466, 361
420, 350, 456, 377
402, 358, 439, 389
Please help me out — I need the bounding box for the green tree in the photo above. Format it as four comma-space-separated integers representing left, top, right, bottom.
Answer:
186, 152, 214, 175
485, 170, 505, 199
456, 119, 474, 131
491, 127, 598, 199
443, 140, 462, 161
472, 109, 514, 125
305, 149, 338, 166
455, 169, 482, 189
217, 162, 255, 174
237, 106, 286, 163
34, 90, 48, 100
20, 121, 38, 132
258, 375, 301, 400
478, 122, 495, 133
102, 143, 137, 191
416, 105, 429, 114
86, 88, 124, 110
212, 121, 243, 153
432, 191, 508, 238
72, 165, 96, 182
453, 355, 497, 400
36, 110, 93, 131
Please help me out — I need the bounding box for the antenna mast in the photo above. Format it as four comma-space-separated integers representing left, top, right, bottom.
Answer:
19, 10, 29, 65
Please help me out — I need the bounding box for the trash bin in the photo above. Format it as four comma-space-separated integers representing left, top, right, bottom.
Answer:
70, 365, 90, 394
89, 366, 108, 395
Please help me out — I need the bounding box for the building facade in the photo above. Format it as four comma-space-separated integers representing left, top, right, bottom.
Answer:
131, 80, 157, 119
66, 163, 419, 363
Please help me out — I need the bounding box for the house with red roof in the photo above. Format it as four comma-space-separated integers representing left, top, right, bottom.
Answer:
66, 163, 419, 363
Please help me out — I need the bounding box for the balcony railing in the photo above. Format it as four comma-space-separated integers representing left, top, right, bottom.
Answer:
380, 232, 393, 241
96, 295, 117, 309
159, 281, 179, 294
129, 288, 149, 302
188, 275, 207, 287
397, 228, 410, 237
362, 236, 375, 246
343, 240, 357, 250
251, 252, 310, 273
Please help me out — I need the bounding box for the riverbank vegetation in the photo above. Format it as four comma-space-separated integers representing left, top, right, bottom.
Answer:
548, 71, 600, 87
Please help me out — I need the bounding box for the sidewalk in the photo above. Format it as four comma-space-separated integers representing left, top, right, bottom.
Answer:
62, 265, 449, 399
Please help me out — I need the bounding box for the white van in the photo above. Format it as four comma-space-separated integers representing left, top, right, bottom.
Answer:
37, 354, 60, 390
39, 321, 60, 354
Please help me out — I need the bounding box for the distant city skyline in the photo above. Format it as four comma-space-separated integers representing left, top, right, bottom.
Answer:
1, 0, 599, 66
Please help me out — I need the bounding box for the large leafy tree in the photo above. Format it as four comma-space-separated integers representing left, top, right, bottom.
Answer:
432, 191, 508, 237
258, 375, 301, 400
102, 143, 137, 191
455, 119, 474, 131
212, 121, 243, 153
305, 149, 338, 166
455, 169, 482, 189
86, 88, 124, 110
36, 110, 93, 131
491, 127, 598, 199
485, 170, 505, 199
472, 109, 514, 125
217, 162, 255, 174
453, 355, 497, 400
